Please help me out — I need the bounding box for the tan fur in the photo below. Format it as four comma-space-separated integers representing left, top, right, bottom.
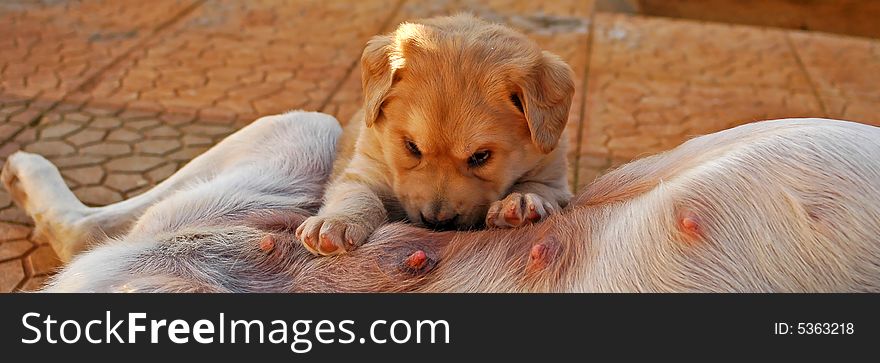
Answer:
311, 118, 880, 292
5, 115, 879, 292
296, 14, 575, 256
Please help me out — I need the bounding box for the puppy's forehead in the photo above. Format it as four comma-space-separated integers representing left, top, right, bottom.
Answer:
405, 43, 533, 84
386, 18, 539, 153
393, 20, 542, 81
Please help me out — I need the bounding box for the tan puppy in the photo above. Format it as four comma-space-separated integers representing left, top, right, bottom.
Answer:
296, 14, 575, 255
7, 117, 880, 292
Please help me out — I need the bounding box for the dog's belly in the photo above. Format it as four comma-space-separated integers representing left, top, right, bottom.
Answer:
43, 117, 880, 293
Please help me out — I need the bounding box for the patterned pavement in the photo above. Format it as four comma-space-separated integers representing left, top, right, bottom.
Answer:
1, 0, 879, 292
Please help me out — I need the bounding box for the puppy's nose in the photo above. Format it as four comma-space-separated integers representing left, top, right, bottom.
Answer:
420, 212, 459, 231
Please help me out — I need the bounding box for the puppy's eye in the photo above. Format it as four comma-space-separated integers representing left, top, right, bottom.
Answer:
510, 93, 524, 114
404, 139, 421, 157
468, 150, 491, 168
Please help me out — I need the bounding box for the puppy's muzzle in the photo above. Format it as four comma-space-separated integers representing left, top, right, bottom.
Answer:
420, 212, 459, 231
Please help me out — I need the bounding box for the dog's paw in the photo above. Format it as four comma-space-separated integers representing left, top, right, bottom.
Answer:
2, 151, 64, 214
485, 192, 557, 228
294, 214, 372, 256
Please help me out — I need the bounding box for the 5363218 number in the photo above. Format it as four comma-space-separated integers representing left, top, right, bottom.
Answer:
774, 322, 854, 335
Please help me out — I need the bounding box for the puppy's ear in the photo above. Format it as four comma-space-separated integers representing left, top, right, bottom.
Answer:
516, 51, 575, 153
361, 35, 397, 127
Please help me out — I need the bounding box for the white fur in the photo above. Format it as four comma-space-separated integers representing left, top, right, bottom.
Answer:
2, 115, 878, 292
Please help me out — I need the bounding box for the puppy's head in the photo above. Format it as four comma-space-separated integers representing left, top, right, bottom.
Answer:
361, 14, 574, 230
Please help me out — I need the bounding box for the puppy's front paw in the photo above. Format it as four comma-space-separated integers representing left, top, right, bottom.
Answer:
486, 192, 557, 228
295, 215, 372, 256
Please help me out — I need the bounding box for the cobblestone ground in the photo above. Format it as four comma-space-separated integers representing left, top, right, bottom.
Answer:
1, 1, 879, 292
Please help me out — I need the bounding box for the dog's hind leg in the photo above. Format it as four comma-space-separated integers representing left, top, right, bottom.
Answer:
0, 151, 173, 261
0, 146, 215, 261
1, 148, 225, 262
2, 152, 99, 261
2, 112, 340, 262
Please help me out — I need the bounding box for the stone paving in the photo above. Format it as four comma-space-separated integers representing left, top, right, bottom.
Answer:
1, 0, 879, 292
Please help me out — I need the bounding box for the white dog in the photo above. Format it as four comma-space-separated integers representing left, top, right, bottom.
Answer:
2, 112, 879, 292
